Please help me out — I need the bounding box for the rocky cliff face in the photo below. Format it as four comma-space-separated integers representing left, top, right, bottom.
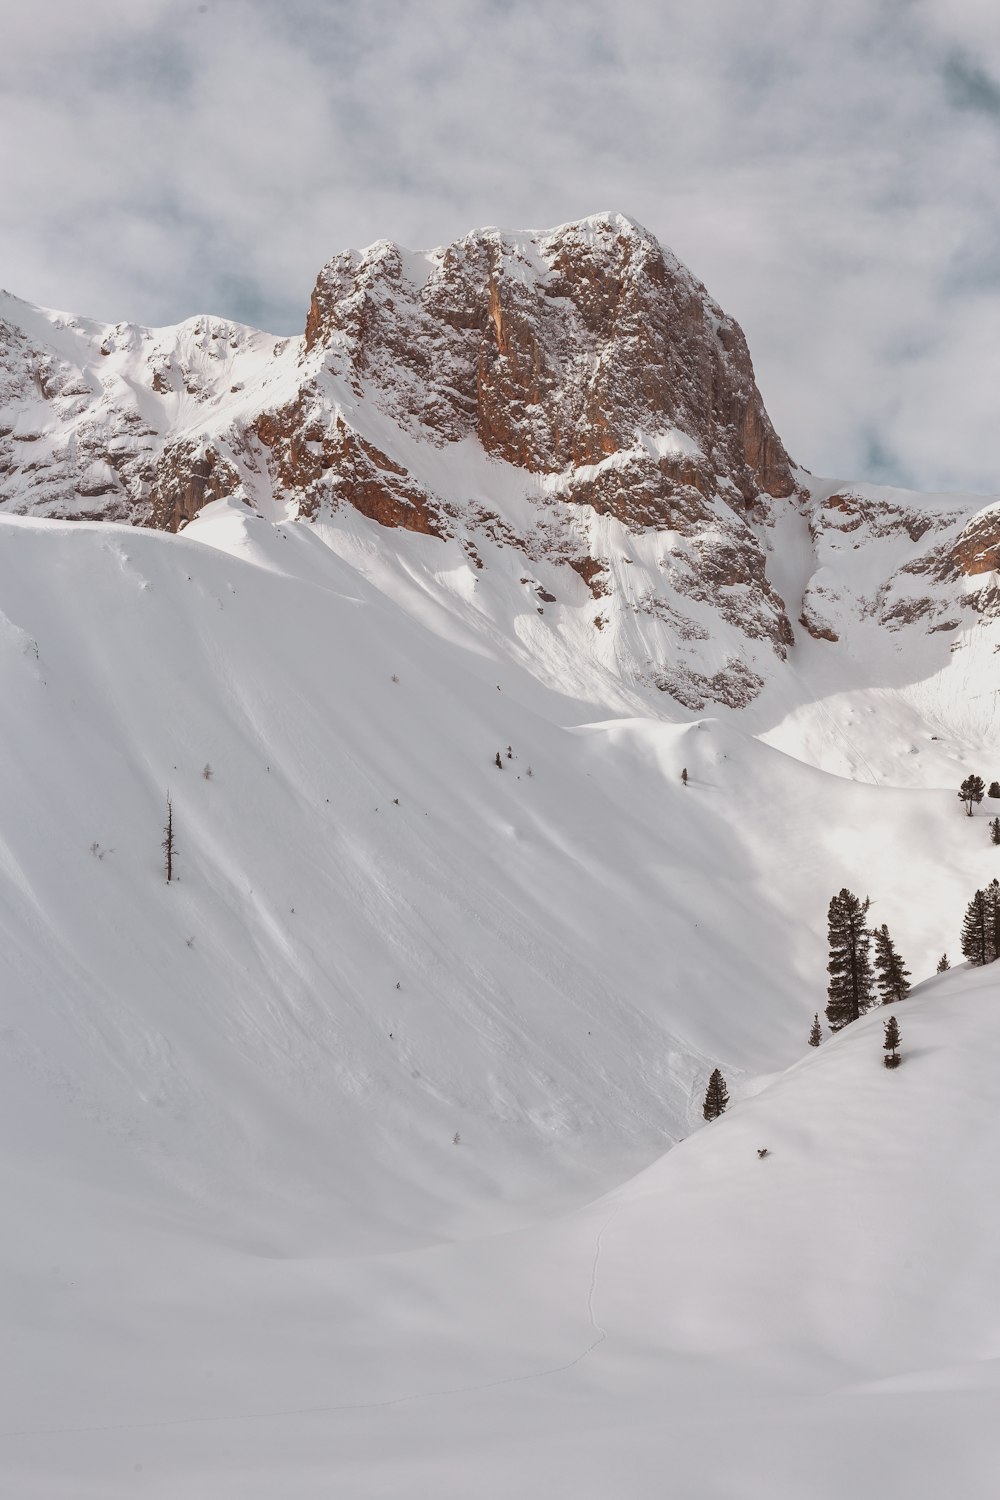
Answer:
1, 213, 997, 710
302, 217, 794, 503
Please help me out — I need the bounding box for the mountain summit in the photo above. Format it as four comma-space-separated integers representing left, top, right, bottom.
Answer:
1, 214, 998, 708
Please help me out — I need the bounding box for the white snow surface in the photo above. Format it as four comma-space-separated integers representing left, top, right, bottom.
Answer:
1, 500, 999, 1495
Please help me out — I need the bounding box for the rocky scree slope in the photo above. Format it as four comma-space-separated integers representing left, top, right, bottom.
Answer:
1, 212, 998, 709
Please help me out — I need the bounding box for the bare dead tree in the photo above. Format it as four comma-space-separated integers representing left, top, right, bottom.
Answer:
162, 796, 176, 883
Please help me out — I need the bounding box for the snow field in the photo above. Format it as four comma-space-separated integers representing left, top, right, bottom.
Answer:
1, 500, 999, 1494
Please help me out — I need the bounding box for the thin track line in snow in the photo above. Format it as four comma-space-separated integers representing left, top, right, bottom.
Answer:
0, 1207, 621, 1442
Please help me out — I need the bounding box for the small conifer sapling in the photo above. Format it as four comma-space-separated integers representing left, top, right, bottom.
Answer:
494, 752, 502, 770
681, 767, 688, 786
883, 1014, 901, 1068
936, 953, 950, 973
703, 1068, 729, 1120
808, 1013, 822, 1047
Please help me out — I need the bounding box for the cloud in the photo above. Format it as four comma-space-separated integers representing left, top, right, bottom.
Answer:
2, 0, 999, 491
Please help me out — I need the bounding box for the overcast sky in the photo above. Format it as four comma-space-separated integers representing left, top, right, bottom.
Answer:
3, 0, 1000, 491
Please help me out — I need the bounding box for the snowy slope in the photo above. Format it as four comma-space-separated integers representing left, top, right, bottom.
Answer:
0, 490, 999, 1493
4, 963, 997, 1498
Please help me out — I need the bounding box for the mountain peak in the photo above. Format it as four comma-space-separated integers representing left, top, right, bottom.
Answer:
3, 219, 998, 712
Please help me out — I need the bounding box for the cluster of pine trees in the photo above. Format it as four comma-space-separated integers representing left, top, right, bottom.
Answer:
701, 849, 997, 1122
957, 775, 1000, 842
824, 889, 909, 1030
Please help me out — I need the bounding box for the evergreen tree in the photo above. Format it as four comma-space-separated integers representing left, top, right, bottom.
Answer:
825, 888, 874, 1030
990, 818, 1000, 846
808, 1013, 822, 1047
873, 923, 911, 1005
703, 1068, 729, 1120
494, 751, 503, 770
883, 1014, 901, 1068
987, 878, 1000, 963
990, 782, 1000, 799
936, 952, 950, 973
681, 767, 688, 786
961, 888, 989, 966
959, 775, 986, 815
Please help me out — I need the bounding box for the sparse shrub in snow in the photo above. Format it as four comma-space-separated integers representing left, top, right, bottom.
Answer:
681, 767, 688, 785
874, 924, 911, 1005
989, 781, 1000, 799
452, 1132, 460, 1145
808, 1013, 822, 1047
958, 774, 986, 815
494, 752, 502, 770
506, 744, 513, 759
883, 1014, 901, 1068
391, 673, 399, 683
202, 763, 213, 780
526, 765, 533, 778
937, 952, 951, 972
702, 1068, 729, 1120
89, 841, 113, 860
825, 889, 874, 1030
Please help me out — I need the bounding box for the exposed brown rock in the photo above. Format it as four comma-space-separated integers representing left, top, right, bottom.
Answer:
946, 508, 1000, 576
568, 556, 611, 598
305, 216, 796, 512
148, 443, 242, 532
799, 615, 839, 643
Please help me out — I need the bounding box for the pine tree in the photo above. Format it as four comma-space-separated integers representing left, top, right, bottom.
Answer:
959, 775, 986, 815
990, 818, 1000, 846
936, 953, 950, 973
703, 1068, 729, 1120
825, 888, 874, 1030
873, 923, 911, 1005
883, 1014, 901, 1068
681, 767, 688, 785
808, 1013, 822, 1047
961, 888, 989, 966
162, 795, 176, 884
986, 878, 1000, 963
494, 751, 502, 770
989, 781, 1000, 799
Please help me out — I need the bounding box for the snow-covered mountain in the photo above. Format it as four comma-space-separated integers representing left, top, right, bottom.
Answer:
4, 212, 999, 715
2, 217, 999, 1496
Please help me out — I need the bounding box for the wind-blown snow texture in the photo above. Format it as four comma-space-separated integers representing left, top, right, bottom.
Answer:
2, 219, 999, 1496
